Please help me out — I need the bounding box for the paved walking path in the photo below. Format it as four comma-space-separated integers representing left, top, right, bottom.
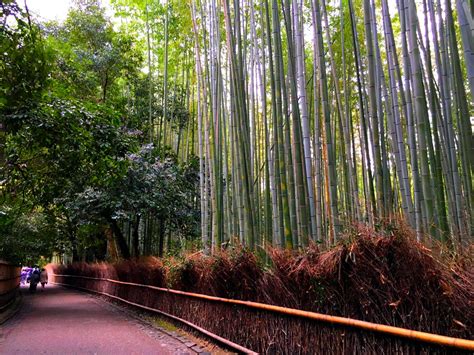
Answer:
0, 285, 195, 354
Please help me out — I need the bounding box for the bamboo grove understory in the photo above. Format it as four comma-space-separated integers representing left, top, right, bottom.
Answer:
116, 0, 473, 252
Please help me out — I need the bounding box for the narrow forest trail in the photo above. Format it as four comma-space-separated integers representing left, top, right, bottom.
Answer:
0, 285, 200, 354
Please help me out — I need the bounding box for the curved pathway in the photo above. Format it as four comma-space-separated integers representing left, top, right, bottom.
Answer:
0, 285, 196, 354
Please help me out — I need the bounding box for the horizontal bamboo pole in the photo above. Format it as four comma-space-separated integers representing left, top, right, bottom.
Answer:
52, 273, 474, 351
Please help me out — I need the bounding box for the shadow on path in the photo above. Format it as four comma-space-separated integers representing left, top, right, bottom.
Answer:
0, 285, 189, 354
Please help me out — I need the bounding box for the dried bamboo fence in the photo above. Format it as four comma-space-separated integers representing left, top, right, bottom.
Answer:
52, 273, 474, 354
0, 261, 21, 312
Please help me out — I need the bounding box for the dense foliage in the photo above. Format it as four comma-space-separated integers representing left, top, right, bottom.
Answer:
1, 0, 472, 264
0, 0, 199, 264
0, 1, 51, 114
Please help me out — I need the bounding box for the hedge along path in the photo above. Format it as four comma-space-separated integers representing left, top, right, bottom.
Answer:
51, 274, 474, 352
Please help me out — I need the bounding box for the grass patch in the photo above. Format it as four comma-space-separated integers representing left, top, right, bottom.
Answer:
149, 316, 179, 332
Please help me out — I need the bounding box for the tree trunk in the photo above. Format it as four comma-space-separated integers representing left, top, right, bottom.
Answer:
158, 218, 165, 257
107, 217, 131, 259
132, 214, 141, 258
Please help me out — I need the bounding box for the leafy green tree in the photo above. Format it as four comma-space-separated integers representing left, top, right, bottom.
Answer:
0, 201, 59, 265
46, 0, 142, 104
3, 99, 138, 260
1, 0, 199, 263
0, 1, 52, 116
5, 99, 134, 204
66, 144, 200, 258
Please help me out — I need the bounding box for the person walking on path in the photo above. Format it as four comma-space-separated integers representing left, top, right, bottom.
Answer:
39, 268, 48, 290
29, 269, 40, 293
20, 268, 28, 285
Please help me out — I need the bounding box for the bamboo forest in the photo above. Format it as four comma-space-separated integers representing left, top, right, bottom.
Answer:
0, 0, 473, 353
